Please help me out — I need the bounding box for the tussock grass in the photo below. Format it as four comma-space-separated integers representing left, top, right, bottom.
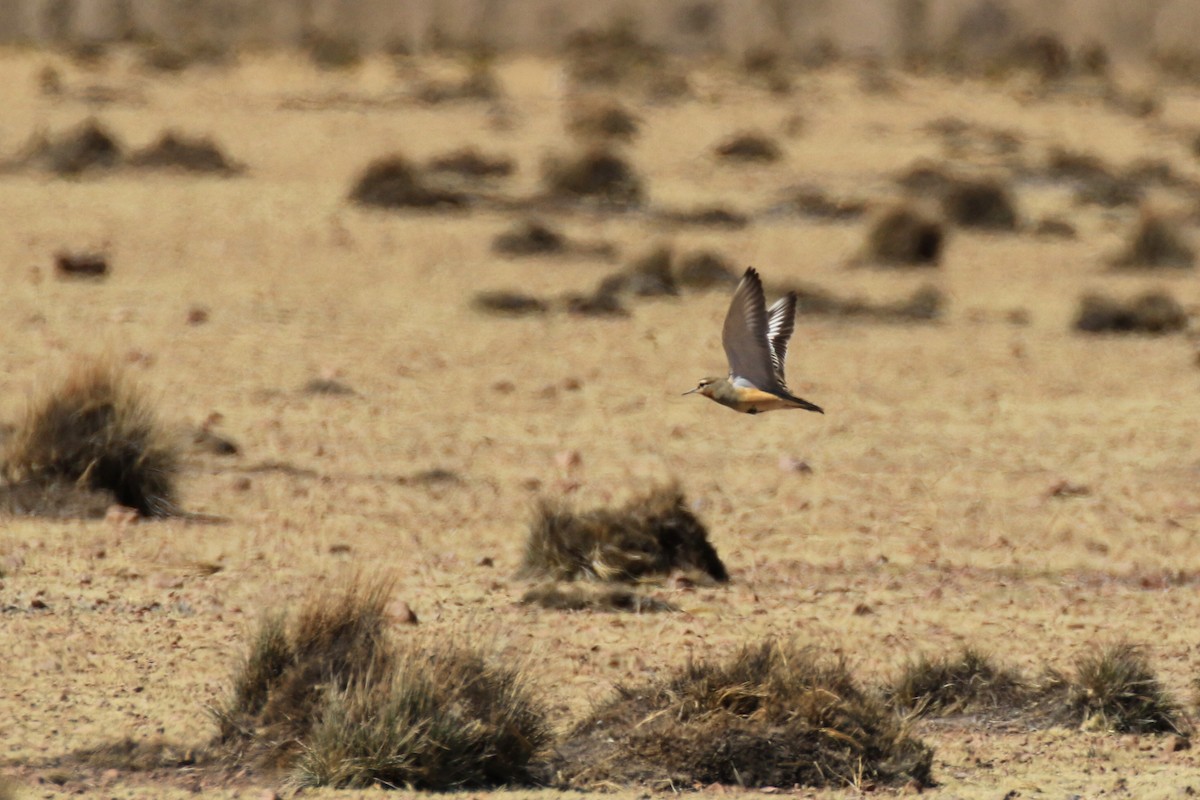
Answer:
713, 131, 782, 163
939, 176, 1018, 230
1, 361, 179, 517
886, 648, 1030, 717
551, 640, 933, 790
1111, 210, 1194, 269
542, 147, 643, 209
295, 647, 551, 789
566, 97, 640, 142
472, 291, 549, 317
215, 577, 551, 789
349, 156, 468, 210
13, 119, 123, 175
1054, 642, 1183, 734
1073, 291, 1187, 335
864, 205, 944, 266
518, 484, 728, 584
425, 147, 514, 180
128, 131, 242, 175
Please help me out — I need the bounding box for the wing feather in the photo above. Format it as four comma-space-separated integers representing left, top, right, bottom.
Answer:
766, 292, 797, 386
721, 267, 780, 392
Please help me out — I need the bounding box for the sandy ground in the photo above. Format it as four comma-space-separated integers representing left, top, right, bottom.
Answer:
2, 46, 1200, 799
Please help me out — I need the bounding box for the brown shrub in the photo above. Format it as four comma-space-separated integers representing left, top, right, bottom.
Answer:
624, 246, 677, 296
425, 147, 514, 180
886, 648, 1030, 717
1, 361, 179, 517
940, 177, 1019, 230
518, 484, 727, 584
566, 98, 640, 142
473, 291, 550, 317
713, 131, 782, 163
563, 20, 686, 97
864, 206, 945, 266
550, 641, 933, 790
349, 156, 468, 209
492, 219, 566, 257
302, 31, 361, 70
1111, 211, 1194, 269
16, 119, 123, 175
564, 287, 630, 318
542, 147, 643, 208
1074, 291, 1187, 334
676, 250, 739, 290
1053, 642, 1183, 734
128, 131, 241, 175
779, 185, 868, 220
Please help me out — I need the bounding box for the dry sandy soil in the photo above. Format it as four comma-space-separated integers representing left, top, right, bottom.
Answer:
2, 42, 1200, 799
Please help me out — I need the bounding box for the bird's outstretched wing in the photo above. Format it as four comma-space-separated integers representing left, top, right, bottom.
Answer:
722, 267, 780, 392
766, 292, 797, 386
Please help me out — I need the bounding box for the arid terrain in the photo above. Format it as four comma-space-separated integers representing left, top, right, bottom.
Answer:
3, 33, 1200, 799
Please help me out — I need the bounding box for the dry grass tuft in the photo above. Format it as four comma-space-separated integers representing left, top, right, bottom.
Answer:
14, 119, 123, 175
939, 176, 1019, 230
68, 738, 195, 771
1073, 291, 1187, 335
216, 577, 551, 789
566, 97, 640, 142
1055, 642, 1183, 734
302, 378, 356, 396
1111, 211, 1194, 269
864, 205, 945, 266
492, 219, 566, 257
713, 131, 782, 163
542, 147, 643, 209
623, 246, 678, 297
1, 361, 179, 517
302, 31, 361, 70
886, 648, 1030, 717
473, 291, 550, 317
551, 641, 933, 790
518, 484, 728, 584
676, 250, 739, 290
214, 578, 395, 766
563, 21, 684, 97
521, 583, 677, 613
779, 185, 868, 221
659, 205, 750, 230
349, 156, 468, 210
425, 147, 514, 180
128, 131, 242, 175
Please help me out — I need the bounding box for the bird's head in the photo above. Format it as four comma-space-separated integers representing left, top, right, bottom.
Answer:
683, 377, 722, 398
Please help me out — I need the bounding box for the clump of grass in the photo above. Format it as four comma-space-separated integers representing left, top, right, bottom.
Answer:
713, 131, 782, 163
676, 250, 739, 290
1056, 642, 1183, 734
542, 147, 643, 209
864, 205, 945, 266
216, 577, 551, 789
492, 219, 566, 257
1, 361, 179, 516
566, 97, 640, 142
425, 147, 514, 180
302, 30, 362, 70
939, 176, 1018, 230
214, 578, 394, 764
127, 131, 242, 175
12, 119, 123, 176
473, 291, 550, 317
349, 155, 468, 210
518, 484, 728, 584
521, 582, 677, 613
296, 647, 551, 789
886, 648, 1029, 717
1111, 210, 1194, 269
552, 640, 933, 790
1073, 291, 1187, 335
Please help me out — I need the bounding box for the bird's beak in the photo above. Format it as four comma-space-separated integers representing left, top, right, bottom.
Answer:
682, 387, 699, 396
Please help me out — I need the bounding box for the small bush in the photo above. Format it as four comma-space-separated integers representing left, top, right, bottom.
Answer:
217, 577, 551, 788
676, 250, 739, 290
566, 98, 640, 142
940, 177, 1018, 230
864, 206, 945, 266
780, 185, 867, 220
624, 246, 677, 296
473, 291, 549, 317
564, 21, 668, 90
17, 119, 123, 175
492, 219, 566, 257
518, 484, 728, 584
542, 148, 643, 208
551, 641, 933, 790
564, 287, 630, 318
349, 156, 468, 210
296, 647, 551, 789
1, 361, 179, 516
887, 648, 1029, 717
1074, 291, 1187, 334
713, 131, 782, 163
303, 31, 362, 70
128, 131, 241, 175
1058, 642, 1183, 734
425, 147, 514, 180
1111, 211, 1194, 269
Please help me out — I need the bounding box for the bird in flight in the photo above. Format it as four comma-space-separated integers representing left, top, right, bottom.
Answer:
684, 267, 823, 415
